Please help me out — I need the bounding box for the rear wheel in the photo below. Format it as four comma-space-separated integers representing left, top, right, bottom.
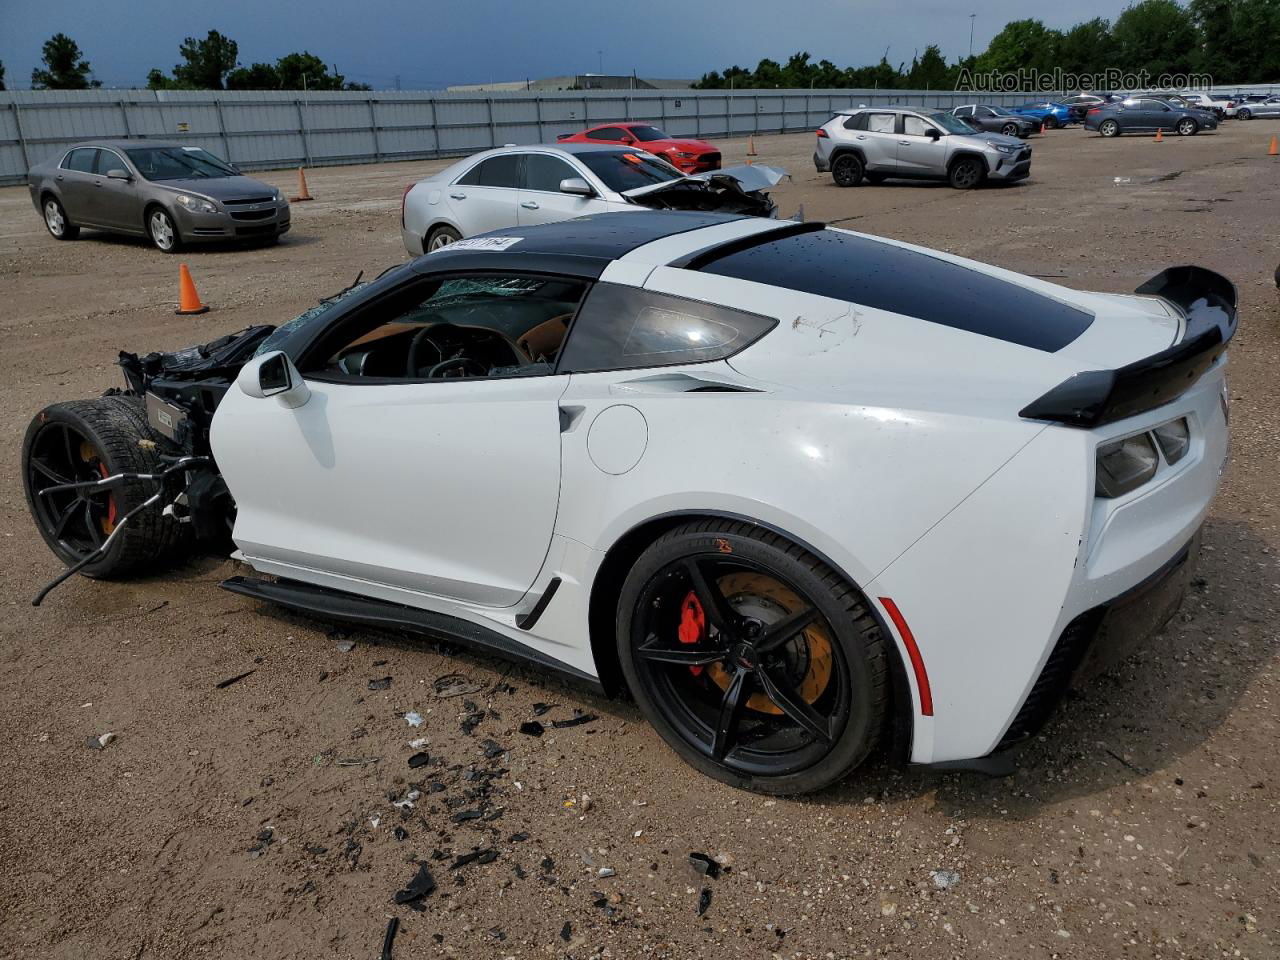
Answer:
1099, 119, 1120, 138
1044, 115, 1059, 129
1177, 118, 1198, 136
23, 397, 189, 579
1238, 108, 1252, 121
831, 153, 864, 188
426, 225, 461, 251
616, 520, 888, 794
43, 196, 79, 240
948, 156, 985, 189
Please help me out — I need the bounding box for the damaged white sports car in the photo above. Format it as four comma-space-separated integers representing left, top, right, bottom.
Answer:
23, 213, 1234, 793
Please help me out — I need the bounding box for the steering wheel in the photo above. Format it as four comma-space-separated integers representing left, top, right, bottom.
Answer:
427, 356, 488, 379
406, 319, 459, 377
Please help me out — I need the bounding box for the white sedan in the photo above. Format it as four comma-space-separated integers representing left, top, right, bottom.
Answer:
22, 213, 1233, 793
400, 143, 784, 255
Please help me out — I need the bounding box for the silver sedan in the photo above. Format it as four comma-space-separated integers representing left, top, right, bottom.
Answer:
27, 139, 290, 252
401, 142, 783, 256
1236, 96, 1280, 120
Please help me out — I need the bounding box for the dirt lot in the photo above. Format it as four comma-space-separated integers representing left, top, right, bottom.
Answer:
1, 123, 1278, 960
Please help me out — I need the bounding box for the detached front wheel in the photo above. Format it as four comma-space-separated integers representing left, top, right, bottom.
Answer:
616, 520, 888, 794
23, 397, 189, 579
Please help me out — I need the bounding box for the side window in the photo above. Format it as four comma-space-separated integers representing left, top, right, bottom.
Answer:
591, 127, 627, 141
523, 153, 580, 193
98, 150, 126, 174
558, 283, 776, 373
866, 113, 896, 133
954, 106, 973, 117
842, 113, 867, 130
976, 106, 994, 117
902, 115, 930, 137
63, 148, 99, 173
304, 275, 586, 381
457, 155, 521, 188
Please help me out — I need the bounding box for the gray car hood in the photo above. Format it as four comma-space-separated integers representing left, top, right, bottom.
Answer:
152, 175, 277, 201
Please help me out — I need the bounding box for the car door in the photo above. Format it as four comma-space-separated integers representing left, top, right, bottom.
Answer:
895, 114, 947, 176
973, 106, 1000, 132
847, 112, 899, 172
92, 147, 141, 230
56, 148, 103, 225
1258, 98, 1280, 118
449, 154, 523, 236
211, 270, 583, 608
517, 152, 607, 226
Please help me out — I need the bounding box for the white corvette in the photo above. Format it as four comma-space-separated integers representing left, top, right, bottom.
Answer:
22, 212, 1235, 793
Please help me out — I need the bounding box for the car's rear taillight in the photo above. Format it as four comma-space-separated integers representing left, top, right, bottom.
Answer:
1087, 107, 1101, 114
401, 183, 413, 229
816, 128, 828, 138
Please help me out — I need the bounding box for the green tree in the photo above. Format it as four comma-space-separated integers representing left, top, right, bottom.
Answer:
149, 30, 239, 89
31, 33, 99, 89
226, 62, 281, 89
1112, 0, 1196, 77
906, 44, 950, 88
0, 59, 6, 91
1191, 0, 1280, 83
1057, 18, 1119, 76
975, 19, 1064, 74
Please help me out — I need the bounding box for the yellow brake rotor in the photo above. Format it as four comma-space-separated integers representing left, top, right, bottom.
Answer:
705, 572, 833, 715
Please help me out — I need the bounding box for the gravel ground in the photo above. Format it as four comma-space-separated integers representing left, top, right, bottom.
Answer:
1, 123, 1278, 960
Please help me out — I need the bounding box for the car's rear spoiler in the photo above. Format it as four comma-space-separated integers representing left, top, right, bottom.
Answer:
1019, 266, 1237, 427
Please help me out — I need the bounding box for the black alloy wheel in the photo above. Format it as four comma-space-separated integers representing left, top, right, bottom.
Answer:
617, 521, 887, 794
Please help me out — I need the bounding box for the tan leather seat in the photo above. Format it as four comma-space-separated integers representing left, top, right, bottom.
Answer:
517, 313, 572, 362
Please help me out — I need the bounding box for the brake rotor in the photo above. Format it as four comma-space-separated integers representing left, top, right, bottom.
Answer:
706, 572, 833, 715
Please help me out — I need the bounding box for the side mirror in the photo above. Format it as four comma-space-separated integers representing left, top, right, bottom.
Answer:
106, 168, 131, 181
237, 350, 311, 408
926, 127, 942, 140
559, 177, 595, 197
621, 136, 636, 145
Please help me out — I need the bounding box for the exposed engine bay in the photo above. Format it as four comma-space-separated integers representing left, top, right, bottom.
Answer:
626, 164, 789, 219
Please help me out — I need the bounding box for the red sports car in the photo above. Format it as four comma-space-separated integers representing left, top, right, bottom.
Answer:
556, 123, 721, 173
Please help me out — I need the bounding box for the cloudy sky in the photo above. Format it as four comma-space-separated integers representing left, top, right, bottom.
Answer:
3, 0, 1128, 89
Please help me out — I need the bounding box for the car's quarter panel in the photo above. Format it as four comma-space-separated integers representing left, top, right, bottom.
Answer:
211, 374, 567, 608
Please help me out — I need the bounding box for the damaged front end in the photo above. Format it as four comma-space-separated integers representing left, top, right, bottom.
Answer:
626, 164, 789, 218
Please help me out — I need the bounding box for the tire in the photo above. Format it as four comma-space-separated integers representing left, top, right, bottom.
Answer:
1001, 122, 1020, 137
23, 396, 190, 579
147, 206, 181, 253
948, 156, 985, 190
1099, 119, 1120, 138
831, 153, 864, 188
42, 196, 79, 241
426, 225, 461, 252
1044, 115, 1059, 130
1238, 108, 1252, 120
864, 172, 886, 185
1177, 118, 1198, 136
616, 519, 888, 794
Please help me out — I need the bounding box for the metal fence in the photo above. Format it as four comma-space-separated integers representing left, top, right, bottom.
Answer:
2, 84, 1274, 186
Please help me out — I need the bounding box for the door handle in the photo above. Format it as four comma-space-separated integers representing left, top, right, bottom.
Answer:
855, 135, 867, 140
898, 140, 910, 145
56, 174, 64, 181
449, 192, 466, 200
520, 201, 539, 210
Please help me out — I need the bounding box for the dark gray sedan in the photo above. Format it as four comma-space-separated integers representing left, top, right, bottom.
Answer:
950, 105, 1039, 138
27, 140, 290, 252
1084, 97, 1219, 137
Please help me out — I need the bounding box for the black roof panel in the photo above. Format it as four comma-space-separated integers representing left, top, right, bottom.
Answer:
695, 228, 1095, 352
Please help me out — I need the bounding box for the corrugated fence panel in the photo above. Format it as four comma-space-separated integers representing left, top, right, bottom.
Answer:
3, 85, 1272, 184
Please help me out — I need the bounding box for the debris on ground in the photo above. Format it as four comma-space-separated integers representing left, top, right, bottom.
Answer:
335, 756, 379, 767
215, 669, 256, 689
560, 921, 572, 942
451, 848, 498, 869
368, 677, 392, 691
248, 827, 274, 857
481, 739, 505, 759
434, 673, 483, 698
407, 752, 430, 769
532, 702, 556, 716
85, 732, 117, 751
336, 639, 356, 653
931, 869, 961, 890
392, 862, 436, 909
697, 887, 712, 916
519, 721, 544, 737
404, 711, 423, 727
688, 852, 721, 879
379, 916, 399, 960
551, 711, 598, 729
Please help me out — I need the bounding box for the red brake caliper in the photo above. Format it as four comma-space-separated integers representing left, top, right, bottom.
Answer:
677, 590, 707, 677
98, 463, 118, 532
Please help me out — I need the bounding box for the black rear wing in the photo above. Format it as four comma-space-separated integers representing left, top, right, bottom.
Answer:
1019, 266, 1237, 427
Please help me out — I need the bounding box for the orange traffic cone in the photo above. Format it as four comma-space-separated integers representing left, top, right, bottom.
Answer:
1039, 122, 1045, 134
175, 263, 209, 316
1155, 128, 1164, 142
747, 136, 757, 156
290, 166, 313, 202
1270, 135, 1278, 156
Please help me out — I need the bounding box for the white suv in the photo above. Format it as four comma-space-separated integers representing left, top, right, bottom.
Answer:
814, 107, 1031, 190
